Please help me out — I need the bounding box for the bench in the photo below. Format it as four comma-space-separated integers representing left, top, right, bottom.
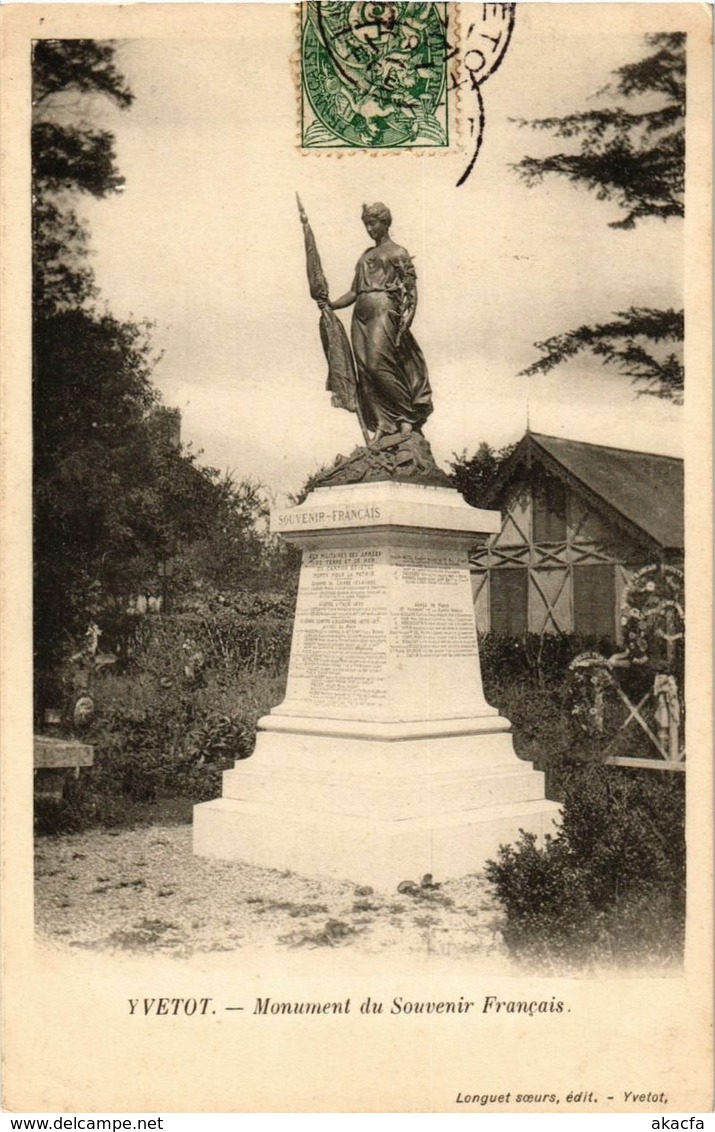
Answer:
34, 735, 94, 802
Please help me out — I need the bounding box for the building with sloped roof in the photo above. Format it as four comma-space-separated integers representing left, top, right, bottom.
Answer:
471, 432, 684, 639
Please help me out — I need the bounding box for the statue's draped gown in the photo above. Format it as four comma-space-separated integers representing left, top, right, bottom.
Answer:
350, 241, 433, 435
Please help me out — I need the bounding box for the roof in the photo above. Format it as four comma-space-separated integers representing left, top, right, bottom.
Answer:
487, 432, 684, 550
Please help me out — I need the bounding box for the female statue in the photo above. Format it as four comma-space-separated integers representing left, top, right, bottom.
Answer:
323, 203, 433, 443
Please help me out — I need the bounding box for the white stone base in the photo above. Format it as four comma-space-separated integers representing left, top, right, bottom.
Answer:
193, 729, 561, 889
193, 481, 561, 888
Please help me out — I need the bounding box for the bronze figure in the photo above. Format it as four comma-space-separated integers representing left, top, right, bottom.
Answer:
298, 199, 433, 446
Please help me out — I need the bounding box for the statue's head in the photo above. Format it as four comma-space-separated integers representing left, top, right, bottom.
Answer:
362, 202, 392, 227
362, 202, 392, 243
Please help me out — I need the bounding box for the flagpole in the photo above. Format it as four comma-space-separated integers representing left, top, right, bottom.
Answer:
296, 196, 369, 446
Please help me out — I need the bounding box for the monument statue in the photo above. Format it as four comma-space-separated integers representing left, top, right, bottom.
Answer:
195, 203, 561, 887
297, 198, 447, 487
323, 202, 433, 442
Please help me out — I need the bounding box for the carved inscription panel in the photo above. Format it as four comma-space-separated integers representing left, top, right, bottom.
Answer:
279, 541, 487, 721
390, 548, 478, 660
285, 547, 389, 711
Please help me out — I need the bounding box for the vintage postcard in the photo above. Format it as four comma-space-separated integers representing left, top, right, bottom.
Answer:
1, 1, 712, 1115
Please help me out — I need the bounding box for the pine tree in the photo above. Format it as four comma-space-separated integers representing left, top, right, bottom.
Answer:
514, 34, 684, 402
519, 307, 684, 405
513, 33, 684, 231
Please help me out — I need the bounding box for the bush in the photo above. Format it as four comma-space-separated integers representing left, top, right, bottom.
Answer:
94, 699, 255, 804
35, 601, 290, 834
477, 633, 605, 775
479, 632, 615, 690
124, 595, 294, 679
34, 774, 101, 836
34, 696, 260, 834
484, 832, 598, 965
478, 632, 675, 779
485, 764, 685, 970
556, 761, 685, 900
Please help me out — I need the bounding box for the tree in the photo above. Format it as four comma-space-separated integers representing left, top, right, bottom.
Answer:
513, 34, 684, 402
32, 40, 132, 316
33, 39, 133, 110
513, 33, 684, 231
520, 307, 684, 405
33, 307, 160, 669
33, 41, 143, 679
171, 470, 275, 596
31, 42, 277, 700
449, 442, 517, 508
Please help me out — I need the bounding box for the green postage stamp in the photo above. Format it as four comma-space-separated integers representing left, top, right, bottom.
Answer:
300, 1, 451, 150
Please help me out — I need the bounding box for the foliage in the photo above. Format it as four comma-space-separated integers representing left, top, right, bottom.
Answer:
479, 631, 676, 773
512, 33, 685, 230
92, 700, 254, 810
32, 40, 132, 318
32, 41, 282, 705
478, 633, 600, 774
33, 198, 97, 315
33, 308, 154, 676
33, 120, 127, 199
448, 442, 517, 507
479, 631, 614, 690
35, 606, 290, 834
519, 307, 684, 403
33, 40, 133, 111
32, 40, 139, 686
485, 763, 685, 970
32, 313, 272, 678
35, 700, 255, 833
514, 33, 685, 403
125, 597, 294, 678
171, 477, 295, 599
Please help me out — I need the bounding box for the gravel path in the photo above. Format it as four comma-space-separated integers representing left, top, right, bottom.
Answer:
35, 825, 509, 963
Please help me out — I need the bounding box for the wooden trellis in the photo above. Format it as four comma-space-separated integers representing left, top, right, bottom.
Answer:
569, 565, 685, 771
569, 654, 683, 770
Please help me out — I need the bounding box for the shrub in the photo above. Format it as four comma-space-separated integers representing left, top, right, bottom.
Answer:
35, 696, 259, 834
484, 832, 600, 966
124, 595, 294, 679
35, 602, 289, 834
485, 764, 685, 970
479, 631, 614, 690
556, 761, 685, 901
478, 632, 674, 779
92, 698, 255, 806
34, 774, 100, 836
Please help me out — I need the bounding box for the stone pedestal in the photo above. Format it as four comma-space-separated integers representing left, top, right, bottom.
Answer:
194, 482, 560, 888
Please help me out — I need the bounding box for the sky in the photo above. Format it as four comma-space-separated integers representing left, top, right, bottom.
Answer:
75, 4, 684, 502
